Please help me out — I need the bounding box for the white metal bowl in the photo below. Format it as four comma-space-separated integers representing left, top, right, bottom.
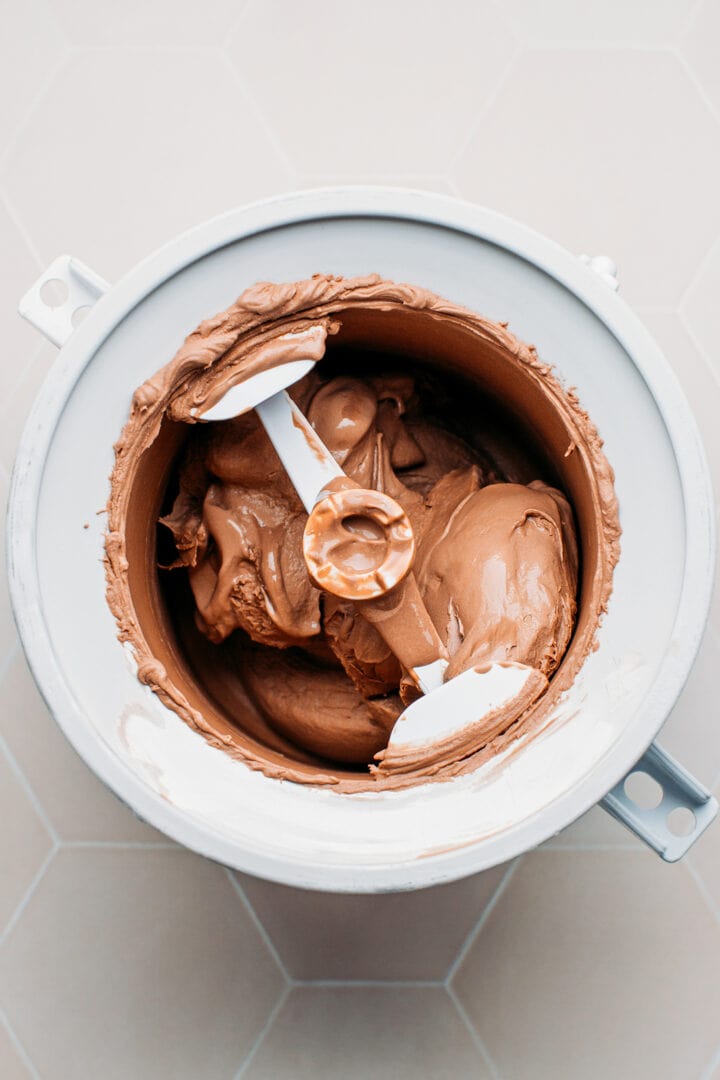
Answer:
8, 188, 718, 891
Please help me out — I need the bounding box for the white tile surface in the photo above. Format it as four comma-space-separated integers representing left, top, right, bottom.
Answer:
453, 49, 720, 306
453, 851, 720, 1080
1, 50, 292, 281
1, 3, 720, 1078
0, 745, 53, 933
47, 0, 245, 47
244, 986, 491, 1079
0, 0, 67, 155
681, 0, 720, 117
0, 850, 285, 1079
501, 0, 695, 45
228, 0, 517, 173
236, 864, 507, 981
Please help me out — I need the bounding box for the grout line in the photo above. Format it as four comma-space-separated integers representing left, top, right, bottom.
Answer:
447, 982, 501, 1080
290, 979, 442, 989
218, 51, 296, 177
0, 846, 56, 945
445, 175, 462, 197
445, 858, 520, 985
0, 1006, 42, 1080
0, 731, 60, 846
678, 0, 708, 43
234, 982, 292, 1080
678, 229, 720, 319
220, 0, 252, 53
699, 1040, 720, 1080
485, 0, 519, 41
0, 51, 70, 176
224, 868, 292, 984
674, 50, 720, 131
448, 45, 521, 176
685, 861, 720, 929
0, 187, 46, 274
677, 308, 720, 395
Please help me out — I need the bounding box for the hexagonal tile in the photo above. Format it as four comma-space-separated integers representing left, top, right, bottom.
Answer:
244, 986, 490, 1079
0, 1017, 33, 1080
236, 863, 507, 981
1, 50, 292, 281
0, 745, 53, 933
501, 0, 694, 46
453, 51, 720, 307
47, 0, 245, 47
0, 0, 67, 155
682, 237, 720, 380
688, 782, 720, 916
0, 649, 170, 843
227, 0, 516, 174
0, 849, 285, 1079
681, 0, 720, 119
453, 851, 720, 1079
0, 198, 42, 397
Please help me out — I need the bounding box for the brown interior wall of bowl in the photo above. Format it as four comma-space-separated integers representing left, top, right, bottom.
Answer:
331, 306, 599, 632
125, 417, 339, 775
124, 303, 602, 783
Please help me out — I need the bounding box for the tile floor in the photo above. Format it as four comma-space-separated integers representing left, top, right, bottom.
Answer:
1, 2, 720, 1077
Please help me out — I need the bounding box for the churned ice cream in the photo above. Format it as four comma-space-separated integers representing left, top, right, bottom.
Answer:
105, 274, 620, 791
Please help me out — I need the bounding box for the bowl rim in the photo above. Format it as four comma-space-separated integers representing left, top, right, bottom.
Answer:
7, 186, 716, 890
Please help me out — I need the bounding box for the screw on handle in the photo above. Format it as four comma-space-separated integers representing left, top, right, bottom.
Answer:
600, 741, 718, 861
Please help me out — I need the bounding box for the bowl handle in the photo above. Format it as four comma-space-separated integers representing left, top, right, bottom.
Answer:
600, 742, 718, 860
18, 254, 108, 347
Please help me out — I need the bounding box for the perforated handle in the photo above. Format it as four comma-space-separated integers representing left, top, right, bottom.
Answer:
19, 255, 109, 347
600, 742, 718, 861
